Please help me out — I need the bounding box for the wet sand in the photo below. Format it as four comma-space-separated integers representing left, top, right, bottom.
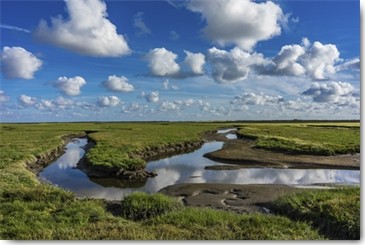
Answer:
159, 183, 305, 214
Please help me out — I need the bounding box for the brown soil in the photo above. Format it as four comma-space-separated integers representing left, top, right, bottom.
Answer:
159, 183, 305, 214
204, 137, 360, 170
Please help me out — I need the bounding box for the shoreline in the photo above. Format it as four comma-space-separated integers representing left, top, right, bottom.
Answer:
204, 137, 360, 170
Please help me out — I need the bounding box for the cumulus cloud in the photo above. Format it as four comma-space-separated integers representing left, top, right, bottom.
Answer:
231, 92, 284, 106
186, 0, 286, 50
207, 47, 267, 83
159, 101, 178, 111
256, 39, 342, 80
34, 0, 130, 57
53, 76, 86, 96
301, 41, 340, 80
97, 96, 121, 107
145, 48, 180, 76
0, 46, 42, 79
102, 75, 134, 92
0, 90, 9, 104
162, 79, 179, 90
184, 51, 205, 75
35, 96, 74, 110
302, 81, 356, 104
270, 44, 306, 76
140, 91, 159, 103
133, 12, 151, 37
18, 94, 37, 107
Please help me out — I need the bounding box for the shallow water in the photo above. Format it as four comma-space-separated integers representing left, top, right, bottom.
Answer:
39, 135, 360, 200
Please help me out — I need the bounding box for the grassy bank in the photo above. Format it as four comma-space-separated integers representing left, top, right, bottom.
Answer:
0, 121, 360, 239
271, 187, 360, 239
237, 122, 360, 155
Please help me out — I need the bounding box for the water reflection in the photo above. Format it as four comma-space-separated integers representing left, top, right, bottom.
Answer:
40, 137, 360, 201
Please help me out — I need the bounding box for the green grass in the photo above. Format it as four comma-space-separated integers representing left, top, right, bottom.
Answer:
147, 207, 324, 240
120, 192, 183, 221
0, 121, 360, 240
237, 122, 360, 155
270, 187, 360, 240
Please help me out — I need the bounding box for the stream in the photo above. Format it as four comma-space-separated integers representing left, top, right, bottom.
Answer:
39, 129, 360, 200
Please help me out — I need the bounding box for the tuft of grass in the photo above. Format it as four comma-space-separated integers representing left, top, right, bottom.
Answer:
270, 187, 360, 240
120, 192, 183, 221
238, 123, 360, 155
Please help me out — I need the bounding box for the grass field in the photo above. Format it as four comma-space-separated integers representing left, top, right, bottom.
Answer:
0, 121, 360, 239
237, 122, 360, 155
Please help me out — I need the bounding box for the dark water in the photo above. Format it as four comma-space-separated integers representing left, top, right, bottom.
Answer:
39, 133, 360, 200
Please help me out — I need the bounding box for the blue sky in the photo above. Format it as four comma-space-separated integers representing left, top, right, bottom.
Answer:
0, 0, 360, 122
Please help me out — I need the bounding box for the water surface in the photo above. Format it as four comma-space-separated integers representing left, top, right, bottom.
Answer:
39, 134, 360, 200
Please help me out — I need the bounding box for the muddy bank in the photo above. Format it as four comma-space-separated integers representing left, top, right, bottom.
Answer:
159, 183, 304, 214
26, 133, 87, 174
130, 139, 204, 162
204, 137, 360, 170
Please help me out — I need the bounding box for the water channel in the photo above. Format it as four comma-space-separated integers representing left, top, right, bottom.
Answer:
39, 129, 360, 200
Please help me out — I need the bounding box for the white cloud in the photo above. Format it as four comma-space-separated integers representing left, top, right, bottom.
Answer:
231, 92, 284, 106
184, 50, 205, 75
34, 0, 130, 57
159, 101, 178, 111
186, 0, 286, 50
302, 81, 357, 106
0, 24, 30, 33
54, 96, 74, 109
102, 75, 134, 92
145, 48, 180, 76
133, 12, 151, 37
271, 44, 306, 76
0, 90, 9, 104
141, 91, 159, 103
335, 58, 360, 72
97, 96, 121, 107
0, 46, 42, 79
122, 102, 151, 115
301, 41, 340, 80
35, 96, 74, 110
18, 94, 37, 107
207, 46, 267, 83
163, 79, 169, 90
54, 76, 86, 96
256, 39, 345, 80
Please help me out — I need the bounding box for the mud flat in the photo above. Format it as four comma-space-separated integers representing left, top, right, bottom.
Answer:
159, 183, 304, 214
204, 137, 360, 170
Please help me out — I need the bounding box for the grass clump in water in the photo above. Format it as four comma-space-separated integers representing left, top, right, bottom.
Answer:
120, 192, 183, 221
270, 187, 360, 240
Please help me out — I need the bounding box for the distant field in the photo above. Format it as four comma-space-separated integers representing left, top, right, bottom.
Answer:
237, 122, 360, 155
0, 121, 360, 239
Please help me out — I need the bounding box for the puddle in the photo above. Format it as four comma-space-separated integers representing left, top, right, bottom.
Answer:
39, 131, 360, 200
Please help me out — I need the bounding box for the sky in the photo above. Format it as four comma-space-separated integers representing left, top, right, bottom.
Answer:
0, 0, 361, 122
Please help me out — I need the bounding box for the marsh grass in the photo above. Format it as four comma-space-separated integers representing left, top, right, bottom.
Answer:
270, 187, 360, 239
238, 123, 359, 155
120, 192, 183, 221
147, 207, 324, 240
